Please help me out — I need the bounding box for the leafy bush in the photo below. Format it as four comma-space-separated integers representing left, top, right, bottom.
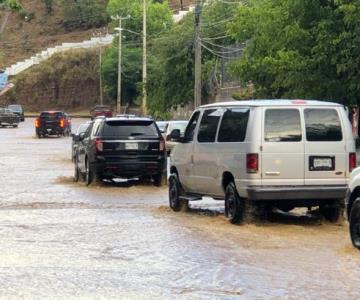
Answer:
61, 0, 109, 30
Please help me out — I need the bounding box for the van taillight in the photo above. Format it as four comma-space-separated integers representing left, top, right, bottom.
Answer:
95, 138, 103, 153
349, 152, 357, 172
247, 153, 259, 173
59, 119, 65, 128
34, 118, 40, 128
160, 139, 165, 152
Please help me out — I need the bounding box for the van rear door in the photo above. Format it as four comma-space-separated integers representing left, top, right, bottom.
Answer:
304, 107, 346, 185
261, 108, 304, 186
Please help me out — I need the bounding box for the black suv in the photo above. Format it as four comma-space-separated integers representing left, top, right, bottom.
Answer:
35, 111, 71, 138
74, 117, 166, 186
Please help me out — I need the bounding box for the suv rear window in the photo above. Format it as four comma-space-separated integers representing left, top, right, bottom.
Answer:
265, 109, 302, 142
40, 112, 63, 119
102, 120, 159, 138
218, 108, 249, 142
304, 109, 342, 141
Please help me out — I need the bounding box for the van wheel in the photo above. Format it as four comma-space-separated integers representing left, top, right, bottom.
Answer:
350, 199, 360, 249
225, 182, 249, 224
319, 203, 343, 222
169, 173, 188, 212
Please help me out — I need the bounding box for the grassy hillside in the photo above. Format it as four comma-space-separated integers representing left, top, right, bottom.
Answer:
0, 0, 107, 67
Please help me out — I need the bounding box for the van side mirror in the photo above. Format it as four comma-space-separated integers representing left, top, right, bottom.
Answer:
79, 132, 85, 141
170, 129, 181, 142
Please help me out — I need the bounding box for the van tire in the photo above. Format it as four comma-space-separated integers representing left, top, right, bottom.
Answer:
225, 182, 250, 224
319, 203, 343, 223
169, 173, 188, 212
350, 199, 360, 249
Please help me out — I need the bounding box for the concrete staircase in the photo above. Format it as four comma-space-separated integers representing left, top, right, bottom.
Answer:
5, 5, 195, 77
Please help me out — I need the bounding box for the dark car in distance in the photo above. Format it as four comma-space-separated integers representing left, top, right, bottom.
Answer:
0, 108, 20, 127
71, 121, 91, 161
7, 104, 25, 121
90, 105, 113, 119
74, 116, 166, 186
35, 111, 71, 138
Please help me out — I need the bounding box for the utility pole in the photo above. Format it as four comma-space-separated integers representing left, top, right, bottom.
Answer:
194, 0, 202, 109
142, 0, 148, 116
93, 30, 104, 106
117, 17, 122, 114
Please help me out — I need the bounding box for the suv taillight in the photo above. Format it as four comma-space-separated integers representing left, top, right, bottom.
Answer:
160, 139, 165, 152
247, 153, 259, 174
59, 119, 65, 128
349, 152, 357, 173
95, 138, 103, 153
34, 118, 40, 128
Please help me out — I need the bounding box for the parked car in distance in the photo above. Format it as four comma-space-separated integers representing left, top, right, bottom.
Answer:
156, 121, 169, 134
90, 105, 113, 119
7, 104, 24, 121
74, 116, 166, 186
71, 121, 91, 162
35, 111, 71, 138
0, 108, 20, 127
164, 120, 188, 154
345, 167, 360, 249
169, 99, 356, 224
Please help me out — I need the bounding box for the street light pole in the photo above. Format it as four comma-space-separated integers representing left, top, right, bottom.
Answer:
117, 17, 122, 114
142, 0, 147, 116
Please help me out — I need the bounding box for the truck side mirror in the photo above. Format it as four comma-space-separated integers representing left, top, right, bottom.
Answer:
170, 129, 181, 142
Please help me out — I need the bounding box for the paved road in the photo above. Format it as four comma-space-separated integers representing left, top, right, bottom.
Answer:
0, 119, 359, 299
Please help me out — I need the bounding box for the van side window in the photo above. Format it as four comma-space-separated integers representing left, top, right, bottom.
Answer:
197, 109, 222, 143
305, 109, 342, 141
184, 111, 200, 142
218, 108, 249, 142
265, 109, 302, 142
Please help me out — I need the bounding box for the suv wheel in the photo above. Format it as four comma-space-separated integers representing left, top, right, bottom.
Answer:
225, 182, 249, 224
319, 203, 343, 222
74, 158, 80, 182
85, 159, 102, 186
169, 173, 188, 212
350, 199, 360, 249
153, 172, 164, 187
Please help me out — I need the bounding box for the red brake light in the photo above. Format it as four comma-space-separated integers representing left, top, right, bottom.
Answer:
34, 118, 40, 128
349, 152, 357, 172
291, 100, 307, 105
160, 139, 165, 152
95, 138, 103, 153
247, 153, 259, 173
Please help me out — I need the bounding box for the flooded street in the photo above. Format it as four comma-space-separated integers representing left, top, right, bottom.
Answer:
0, 118, 359, 299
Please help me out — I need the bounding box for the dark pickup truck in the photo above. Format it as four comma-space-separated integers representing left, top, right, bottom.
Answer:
35, 111, 71, 138
0, 108, 20, 127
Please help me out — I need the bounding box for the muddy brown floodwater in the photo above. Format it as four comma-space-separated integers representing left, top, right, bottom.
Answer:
0, 118, 359, 299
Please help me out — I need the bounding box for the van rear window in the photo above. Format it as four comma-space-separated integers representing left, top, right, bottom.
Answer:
304, 109, 342, 141
265, 109, 302, 142
218, 108, 249, 142
102, 120, 159, 138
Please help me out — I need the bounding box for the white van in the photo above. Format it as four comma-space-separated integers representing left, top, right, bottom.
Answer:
168, 100, 356, 224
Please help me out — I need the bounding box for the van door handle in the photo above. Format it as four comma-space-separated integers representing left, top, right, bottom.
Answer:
191, 155, 194, 164
265, 171, 280, 176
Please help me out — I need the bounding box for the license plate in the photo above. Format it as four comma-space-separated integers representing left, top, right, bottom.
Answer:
313, 158, 332, 168
125, 143, 138, 150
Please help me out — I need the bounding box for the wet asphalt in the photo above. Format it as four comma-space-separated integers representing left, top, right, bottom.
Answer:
0, 118, 359, 299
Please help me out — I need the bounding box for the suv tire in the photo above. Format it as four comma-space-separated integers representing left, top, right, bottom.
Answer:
153, 172, 164, 187
169, 173, 188, 212
320, 203, 343, 223
350, 199, 360, 249
225, 182, 250, 224
74, 158, 80, 182
85, 159, 102, 186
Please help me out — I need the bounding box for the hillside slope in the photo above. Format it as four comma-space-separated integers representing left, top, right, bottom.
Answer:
0, 0, 104, 67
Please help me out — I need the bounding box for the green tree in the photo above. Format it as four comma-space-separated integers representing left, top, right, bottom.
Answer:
228, 0, 360, 105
